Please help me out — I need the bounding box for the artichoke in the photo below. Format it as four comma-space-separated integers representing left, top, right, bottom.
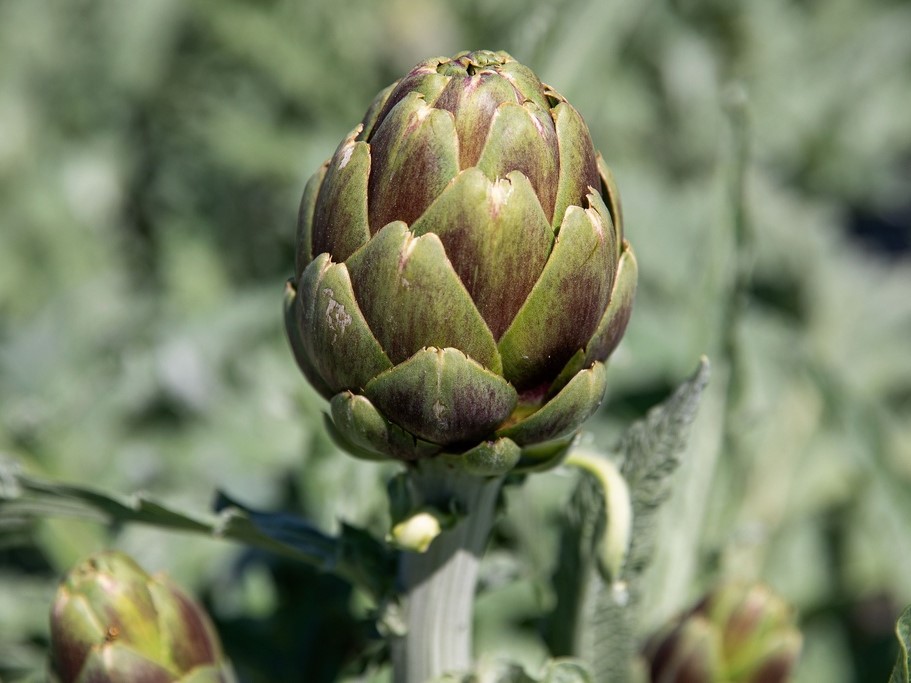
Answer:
49, 551, 234, 683
286, 50, 636, 470
643, 582, 802, 683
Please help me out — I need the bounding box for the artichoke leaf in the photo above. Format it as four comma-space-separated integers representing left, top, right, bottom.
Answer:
312, 127, 371, 261
496, 60, 552, 112
498, 203, 613, 390
597, 155, 624, 239
551, 102, 601, 231
346, 222, 502, 372
71, 580, 160, 661
583, 243, 637, 367
411, 168, 553, 340
443, 437, 522, 477
498, 362, 607, 446
434, 72, 521, 169
50, 593, 106, 681
366, 65, 450, 140
295, 163, 326, 278
76, 644, 177, 683
283, 280, 334, 400
358, 82, 397, 142
296, 255, 392, 394
177, 666, 234, 683
586, 190, 620, 267
514, 434, 577, 473
149, 581, 223, 672
476, 101, 559, 223
365, 347, 517, 445
544, 243, 636, 399
323, 414, 391, 462
546, 349, 586, 401
367, 92, 460, 230
330, 392, 441, 461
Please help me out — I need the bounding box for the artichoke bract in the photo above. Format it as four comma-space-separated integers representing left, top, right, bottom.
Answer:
643, 582, 802, 683
286, 50, 636, 470
49, 551, 234, 683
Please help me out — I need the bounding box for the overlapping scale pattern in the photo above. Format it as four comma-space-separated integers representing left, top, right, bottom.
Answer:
286, 50, 637, 469
49, 552, 231, 683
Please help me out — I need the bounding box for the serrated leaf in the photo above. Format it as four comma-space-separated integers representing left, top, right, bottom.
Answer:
618, 355, 710, 581
543, 357, 710, 680
589, 357, 710, 681
0, 458, 393, 600
212, 491, 394, 600
891, 606, 911, 683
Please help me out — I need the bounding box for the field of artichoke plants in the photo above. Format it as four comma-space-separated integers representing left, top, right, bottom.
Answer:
2, 1, 911, 681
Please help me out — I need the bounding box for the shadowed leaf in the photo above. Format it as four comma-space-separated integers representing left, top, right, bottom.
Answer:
0, 460, 394, 602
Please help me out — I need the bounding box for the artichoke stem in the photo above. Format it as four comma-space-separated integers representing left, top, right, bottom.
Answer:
392, 461, 503, 683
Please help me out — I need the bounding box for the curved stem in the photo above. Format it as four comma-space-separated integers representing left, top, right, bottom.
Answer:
392, 462, 503, 683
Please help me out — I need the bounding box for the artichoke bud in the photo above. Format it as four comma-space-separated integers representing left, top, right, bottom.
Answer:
287, 50, 637, 469
49, 551, 234, 683
644, 582, 802, 683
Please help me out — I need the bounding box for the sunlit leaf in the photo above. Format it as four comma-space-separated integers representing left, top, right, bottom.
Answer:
544, 357, 709, 679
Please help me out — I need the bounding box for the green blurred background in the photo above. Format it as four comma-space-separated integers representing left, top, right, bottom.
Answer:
1, 0, 910, 681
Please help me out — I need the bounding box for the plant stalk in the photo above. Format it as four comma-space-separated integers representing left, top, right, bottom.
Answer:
391, 462, 503, 683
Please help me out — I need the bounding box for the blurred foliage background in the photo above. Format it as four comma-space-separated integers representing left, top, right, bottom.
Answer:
1, 0, 910, 681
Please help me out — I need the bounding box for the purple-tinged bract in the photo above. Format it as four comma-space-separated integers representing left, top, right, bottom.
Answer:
286, 50, 637, 471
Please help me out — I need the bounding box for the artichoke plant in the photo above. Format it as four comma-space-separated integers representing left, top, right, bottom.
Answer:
286, 50, 636, 471
643, 582, 802, 683
49, 551, 234, 683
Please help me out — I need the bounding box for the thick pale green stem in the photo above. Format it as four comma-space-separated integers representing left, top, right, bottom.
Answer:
392, 462, 503, 683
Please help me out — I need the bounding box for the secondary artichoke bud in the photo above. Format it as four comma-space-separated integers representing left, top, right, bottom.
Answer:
643, 582, 802, 683
287, 50, 636, 469
49, 551, 234, 683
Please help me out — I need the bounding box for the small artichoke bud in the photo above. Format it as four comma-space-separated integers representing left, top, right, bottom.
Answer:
286, 50, 637, 471
49, 551, 234, 683
644, 582, 802, 683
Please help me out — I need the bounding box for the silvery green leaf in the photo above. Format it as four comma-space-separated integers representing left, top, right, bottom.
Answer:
544, 357, 709, 680
618, 355, 710, 582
